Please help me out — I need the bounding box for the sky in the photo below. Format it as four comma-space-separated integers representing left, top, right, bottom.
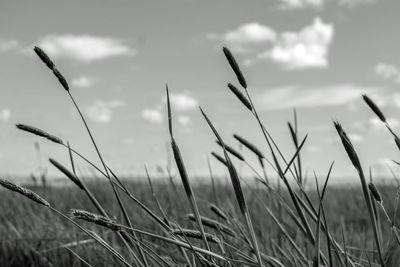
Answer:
0, 0, 400, 182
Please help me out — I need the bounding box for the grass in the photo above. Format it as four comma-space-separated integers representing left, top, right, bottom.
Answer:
0, 45, 400, 266
0, 180, 399, 266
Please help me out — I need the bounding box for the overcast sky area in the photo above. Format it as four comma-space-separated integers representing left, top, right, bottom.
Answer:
1, 0, 400, 182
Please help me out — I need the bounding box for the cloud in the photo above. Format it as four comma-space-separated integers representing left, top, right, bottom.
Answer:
347, 133, 364, 143
372, 157, 396, 175
142, 109, 163, 124
352, 117, 400, 132
121, 138, 134, 145
207, 23, 276, 53
178, 115, 191, 126
210, 17, 333, 70
330, 132, 364, 144
276, 0, 376, 8
255, 84, 378, 110
0, 39, 19, 52
0, 108, 11, 121
258, 18, 333, 69
375, 63, 400, 84
277, 0, 323, 9
71, 76, 98, 88
339, 0, 377, 7
162, 93, 198, 111
306, 145, 320, 152
36, 35, 135, 63
85, 100, 124, 123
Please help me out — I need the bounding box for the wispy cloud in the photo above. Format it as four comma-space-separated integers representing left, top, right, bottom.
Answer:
339, 0, 377, 7
352, 117, 400, 132
178, 115, 191, 126
121, 138, 134, 145
71, 76, 98, 88
85, 100, 124, 123
162, 93, 198, 111
255, 84, 379, 110
35, 35, 135, 63
207, 23, 276, 53
0, 39, 19, 52
276, 0, 377, 9
375, 63, 400, 84
306, 145, 321, 152
277, 0, 323, 9
210, 18, 333, 70
0, 108, 11, 121
329, 132, 364, 144
141, 109, 163, 124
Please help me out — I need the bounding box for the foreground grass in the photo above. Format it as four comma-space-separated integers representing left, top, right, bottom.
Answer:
0, 179, 398, 266
3, 45, 400, 266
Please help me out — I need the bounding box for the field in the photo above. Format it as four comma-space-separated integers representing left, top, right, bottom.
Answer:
0, 179, 399, 267
1, 46, 400, 267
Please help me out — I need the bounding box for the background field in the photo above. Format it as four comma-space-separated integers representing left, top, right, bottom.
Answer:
1, 178, 399, 267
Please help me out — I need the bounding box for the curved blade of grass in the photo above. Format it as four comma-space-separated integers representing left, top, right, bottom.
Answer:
166, 86, 211, 252
199, 107, 264, 267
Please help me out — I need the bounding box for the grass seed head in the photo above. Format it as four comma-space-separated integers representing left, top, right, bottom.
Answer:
171, 228, 219, 243
395, 137, 400, 151
71, 209, 121, 231
209, 204, 228, 221
16, 124, 64, 145
171, 139, 193, 198
334, 121, 362, 171
226, 160, 247, 214
49, 158, 84, 190
362, 94, 386, 122
227, 83, 252, 111
222, 47, 247, 89
0, 178, 50, 207
34, 46, 55, 70
52, 68, 69, 91
211, 152, 228, 167
233, 134, 264, 159
187, 213, 235, 237
216, 140, 244, 161
369, 183, 383, 203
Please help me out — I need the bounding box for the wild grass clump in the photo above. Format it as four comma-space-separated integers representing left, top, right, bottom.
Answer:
1, 45, 400, 267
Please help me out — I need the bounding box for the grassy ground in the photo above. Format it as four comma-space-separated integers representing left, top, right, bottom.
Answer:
0, 178, 398, 266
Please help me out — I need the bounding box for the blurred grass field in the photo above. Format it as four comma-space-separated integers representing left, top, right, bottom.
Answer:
0, 178, 398, 266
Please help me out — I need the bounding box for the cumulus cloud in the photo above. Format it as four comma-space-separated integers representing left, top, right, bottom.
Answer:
375, 63, 400, 84
0, 39, 19, 52
255, 84, 377, 110
71, 76, 98, 88
142, 109, 163, 124
162, 93, 198, 111
258, 18, 333, 69
85, 100, 124, 123
210, 17, 333, 70
0, 108, 11, 121
36, 35, 135, 63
